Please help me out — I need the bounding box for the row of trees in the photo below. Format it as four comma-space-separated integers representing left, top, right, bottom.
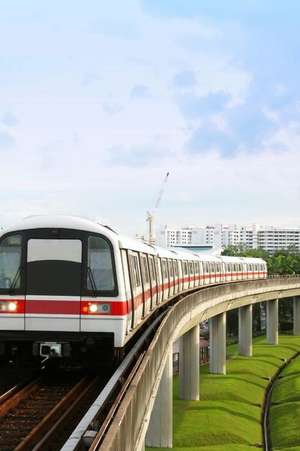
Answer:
222, 246, 298, 336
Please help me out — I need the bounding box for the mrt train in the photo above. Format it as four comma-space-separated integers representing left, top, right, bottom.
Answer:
0, 216, 267, 364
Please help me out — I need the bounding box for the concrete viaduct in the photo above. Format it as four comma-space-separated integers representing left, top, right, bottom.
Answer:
100, 277, 300, 451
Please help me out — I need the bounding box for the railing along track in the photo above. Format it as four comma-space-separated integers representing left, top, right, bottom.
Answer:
61, 312, 167, 451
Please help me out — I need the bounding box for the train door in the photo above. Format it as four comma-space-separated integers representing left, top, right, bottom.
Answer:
238, 263, 243, 281
155, 257, 163, 304
140, 253, 151, 316
173, 260, 179, 294
227, 263, 231, 282
210, 263, 216, 284
194, 262, 199, 287
168, 260, 175, 296
189, 262, 195, 288
183, 261, 189, 290
217, 263, 221, 283
121, 250, 132, 332
179, 261, 183, 291
25, 237, 82, 332
127, 251, 143, 325
197, 262, 201, 286
161, 259, 169, 299
148, 255, 157, 309
203, 262, 207, 285
199, 261, 204, 286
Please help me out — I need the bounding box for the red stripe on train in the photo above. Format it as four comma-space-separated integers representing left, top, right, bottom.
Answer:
0, 272, 268, 317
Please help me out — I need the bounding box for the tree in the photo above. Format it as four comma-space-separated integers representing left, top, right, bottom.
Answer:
222, 246, 300, 334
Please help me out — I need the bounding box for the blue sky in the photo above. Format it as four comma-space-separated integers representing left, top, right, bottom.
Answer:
1, 1, 300, 235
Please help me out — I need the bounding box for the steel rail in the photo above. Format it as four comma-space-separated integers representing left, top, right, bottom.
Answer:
0, 375, 96, 451
17, 376, 99, 451
0, 377, 41, 416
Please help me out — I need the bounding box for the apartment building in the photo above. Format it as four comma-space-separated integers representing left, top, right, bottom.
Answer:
162, 224, 300, 254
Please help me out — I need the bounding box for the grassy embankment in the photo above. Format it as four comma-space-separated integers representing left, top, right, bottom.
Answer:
270, 353, 300, 450
147, 335, 300, 451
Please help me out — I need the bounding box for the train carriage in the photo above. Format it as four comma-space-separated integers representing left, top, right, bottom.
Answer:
0, 216, 267, 365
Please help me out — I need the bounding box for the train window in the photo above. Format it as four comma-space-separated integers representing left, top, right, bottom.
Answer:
155, 258, 160, 281
162, 260, 168, 279
129, 255, 137, 288
0, 234, 22, 290
173, 261, 178, 277
184, 262, 188, 275
168, 260, 174, 278
148, 258, 155, 282
141, 256, 150, 284
133, 256, 141, 286
87, 236, 115, 292
189, 262, 194, 274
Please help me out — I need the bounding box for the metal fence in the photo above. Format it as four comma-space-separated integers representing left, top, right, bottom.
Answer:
99, 277, 300, 451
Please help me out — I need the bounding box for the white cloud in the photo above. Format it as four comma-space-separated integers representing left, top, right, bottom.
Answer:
0, 1, 299, 237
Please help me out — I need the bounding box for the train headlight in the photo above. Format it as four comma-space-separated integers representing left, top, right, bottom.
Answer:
8, 302, 17, 312
88, 303, 98, 314
0, 301, 19, 313
86, 302, 111, 314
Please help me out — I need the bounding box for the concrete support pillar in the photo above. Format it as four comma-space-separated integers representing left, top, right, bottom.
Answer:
209, 312, 226, 375
293, 297, 300, 335
266, 299, 278, 345
146, 348, 173, 448
238, 305, 253, 357
179, 324, 199, 400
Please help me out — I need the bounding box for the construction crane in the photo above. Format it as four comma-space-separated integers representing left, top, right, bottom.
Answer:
146, 172, 170, 246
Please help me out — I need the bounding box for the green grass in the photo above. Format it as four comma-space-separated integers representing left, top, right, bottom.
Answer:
270, 352, 300, 450
147, 335, 300, 451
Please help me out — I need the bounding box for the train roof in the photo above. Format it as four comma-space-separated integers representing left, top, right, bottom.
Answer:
2, 215, 114, 237
1, 215, 157, 255
1, 215, 266, 265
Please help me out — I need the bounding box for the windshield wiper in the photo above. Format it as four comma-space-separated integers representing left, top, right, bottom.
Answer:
87, 266, 97, 297
9, 265, 21, 293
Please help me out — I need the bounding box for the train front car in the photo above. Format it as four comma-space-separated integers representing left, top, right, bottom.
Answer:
0, 216, 127, 368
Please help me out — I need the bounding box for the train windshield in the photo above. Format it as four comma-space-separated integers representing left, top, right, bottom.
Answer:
27, 239, 82, 296
87, 236, 115, 292
0, 234, 22, 290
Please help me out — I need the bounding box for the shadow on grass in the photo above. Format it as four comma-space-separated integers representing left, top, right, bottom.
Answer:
190, 404, 261, 425
233, 357, 280, 369
220, 375, 266, 390
255, 344, 300, 353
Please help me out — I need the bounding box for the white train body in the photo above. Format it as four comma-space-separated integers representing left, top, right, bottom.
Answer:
0, 216, 267, 360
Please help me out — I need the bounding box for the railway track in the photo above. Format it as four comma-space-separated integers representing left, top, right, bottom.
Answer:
0, 372, 102, 451
0, 363, 37, 398
262, 351, 300, 451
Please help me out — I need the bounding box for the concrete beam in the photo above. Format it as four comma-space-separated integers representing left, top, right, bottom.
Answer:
238, 304, 253, 357
266, 299, 278, 345
146, 349, 173, 448
209, 312, 226, 375
179, 324, 200, 400
294, 296, 300, 335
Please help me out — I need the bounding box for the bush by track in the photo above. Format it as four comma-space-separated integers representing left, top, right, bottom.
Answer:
147, 335, 300, 451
